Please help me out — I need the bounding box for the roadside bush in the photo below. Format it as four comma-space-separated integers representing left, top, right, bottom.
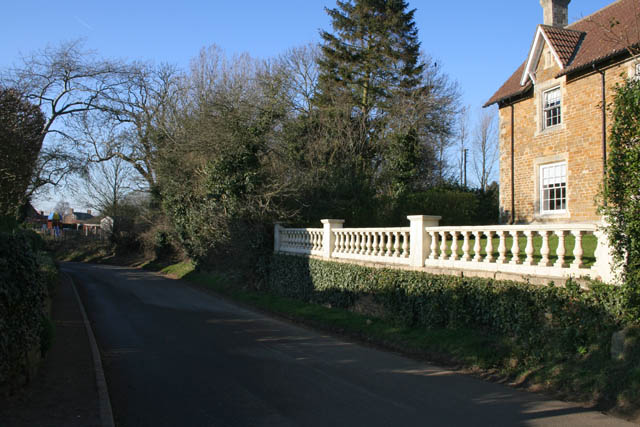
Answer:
269, 254, 626, 360
0, 230, 57, 390
601, 76, 640, 320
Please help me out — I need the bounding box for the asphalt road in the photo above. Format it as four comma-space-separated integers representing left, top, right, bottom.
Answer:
61, 262, 632, 427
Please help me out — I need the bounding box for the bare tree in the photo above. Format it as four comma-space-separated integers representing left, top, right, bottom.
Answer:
81, 157, 134, 217
53, 200, 71, 215
81, 62, 183, 190
277, 44, 320, 116
431, 134, 454, 184
472, 108, 498, 192
1, 40, 128, 196
456, 105, 471, 186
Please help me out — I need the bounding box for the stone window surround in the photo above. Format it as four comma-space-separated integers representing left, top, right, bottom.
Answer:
534, 76, 566, 136
533, 153, 570, 221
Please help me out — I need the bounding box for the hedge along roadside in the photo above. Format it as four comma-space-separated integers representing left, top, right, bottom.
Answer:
0, 229, 58, 392
268, 254, 628, 361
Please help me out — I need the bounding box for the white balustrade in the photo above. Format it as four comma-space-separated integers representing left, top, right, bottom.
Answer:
330, 227, 411, 265
274, 220, 616, 283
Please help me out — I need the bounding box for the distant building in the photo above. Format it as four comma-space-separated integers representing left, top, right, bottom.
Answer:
62, 208, 95, 226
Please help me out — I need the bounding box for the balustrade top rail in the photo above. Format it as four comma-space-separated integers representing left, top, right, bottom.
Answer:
335, 227, 410, 232
273, 217, 616, 284
423, 223, 598, 232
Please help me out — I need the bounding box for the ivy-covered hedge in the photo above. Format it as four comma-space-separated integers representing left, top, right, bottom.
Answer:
0, 230, 57, 390
268, 254, 626, 357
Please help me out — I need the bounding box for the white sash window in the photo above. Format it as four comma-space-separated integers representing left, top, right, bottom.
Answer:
543, 87, 561, 129
540, 162, 567, 214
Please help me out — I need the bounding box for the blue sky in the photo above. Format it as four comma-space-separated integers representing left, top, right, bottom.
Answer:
1, 0, 614, 210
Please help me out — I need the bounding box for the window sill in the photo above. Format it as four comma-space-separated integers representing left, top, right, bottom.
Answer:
535, 211, 570, 220
535, 124, 565, 137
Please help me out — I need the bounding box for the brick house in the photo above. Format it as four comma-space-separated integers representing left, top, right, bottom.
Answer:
62, 208, 95, 227
485, 0, 640, 224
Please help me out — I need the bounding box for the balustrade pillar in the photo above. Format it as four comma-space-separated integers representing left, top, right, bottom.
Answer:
321, 219, 344, 259
407, 215, 441, 267
273, 223, 283, 252
592, 225, 617, 283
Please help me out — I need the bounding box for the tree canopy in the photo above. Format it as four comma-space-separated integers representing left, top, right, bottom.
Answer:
0, 88, 45, 217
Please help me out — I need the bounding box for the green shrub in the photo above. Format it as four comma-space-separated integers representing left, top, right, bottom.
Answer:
269, 254, 626, 359
0, 230, 56, 389
601, 77, 640, 320
380, 185, 499, 227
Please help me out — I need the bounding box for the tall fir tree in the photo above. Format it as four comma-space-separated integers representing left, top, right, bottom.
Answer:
317, 0, 424, 117
315, 0, 437, 192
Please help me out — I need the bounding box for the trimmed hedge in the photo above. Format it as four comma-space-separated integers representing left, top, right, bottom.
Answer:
0, 230, 56, 390
268, 254, 626, 359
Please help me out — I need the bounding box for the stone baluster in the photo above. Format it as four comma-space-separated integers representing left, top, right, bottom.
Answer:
509, 230, 521, 264
462, 231, 471, 261
391, 231, 400, 258
450, 231, 459, 261
439, 231, 448, 260
350, 232, 357, 254
554, 230, 566, 268
524, 230, 534, 266
402, 231, 409, 258
385, 232, 392, 257
497, 231, 507, 263
473, 231, 482, 262
429, 231, 439, 260
356, 233, 363, 255
539, 230, 551, 266
365, 232, 372, 255
485, 231, 494, 263
571, 230, 584, 269
372, 232, 379, 256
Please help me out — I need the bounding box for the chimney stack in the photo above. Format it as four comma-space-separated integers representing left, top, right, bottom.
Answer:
540, 0, 570, 27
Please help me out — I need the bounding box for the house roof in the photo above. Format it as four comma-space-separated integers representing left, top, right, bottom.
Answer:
543, 25, 585, 67
485, 0, 639, 107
